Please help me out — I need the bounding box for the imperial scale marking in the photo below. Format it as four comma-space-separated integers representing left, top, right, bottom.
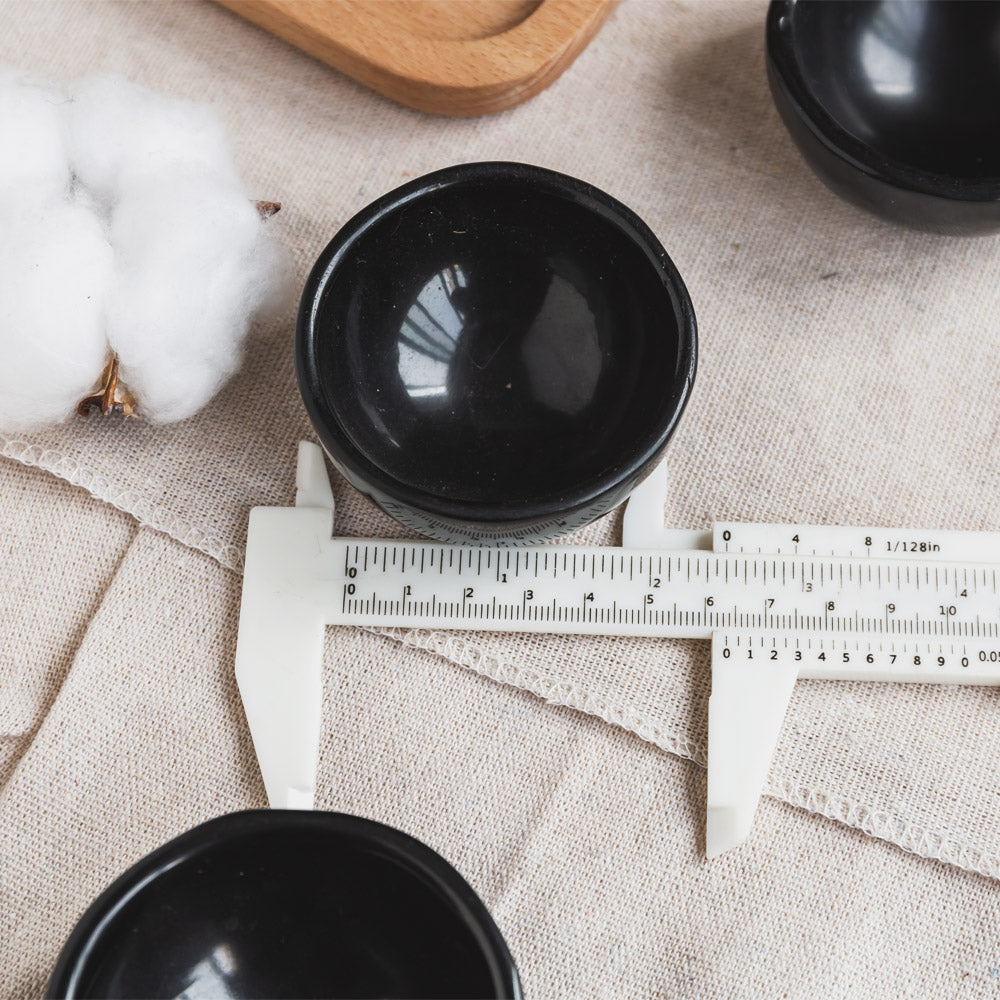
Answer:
234, 443, 1000, 859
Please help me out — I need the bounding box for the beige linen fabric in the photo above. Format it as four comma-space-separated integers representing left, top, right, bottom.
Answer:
1, 463, 136, 785
4, 464, 1000, 999
4, 0, 1000, 996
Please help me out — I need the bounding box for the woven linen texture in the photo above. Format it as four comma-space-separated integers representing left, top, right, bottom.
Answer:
2, 485, 1000, 998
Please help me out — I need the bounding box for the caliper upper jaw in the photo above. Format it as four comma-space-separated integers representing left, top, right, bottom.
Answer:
621, 458, 711, 552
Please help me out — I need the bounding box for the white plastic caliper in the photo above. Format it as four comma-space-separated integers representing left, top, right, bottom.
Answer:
236, 443, 1000, 856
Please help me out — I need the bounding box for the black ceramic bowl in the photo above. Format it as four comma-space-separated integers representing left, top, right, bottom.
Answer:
47, 810, 522, 1000
767, 0, 1000, 234
297, 162, 696, 543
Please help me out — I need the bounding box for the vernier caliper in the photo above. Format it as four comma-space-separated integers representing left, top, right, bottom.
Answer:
236, 443, 1000, 856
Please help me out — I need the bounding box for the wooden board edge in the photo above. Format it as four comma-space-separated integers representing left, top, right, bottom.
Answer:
215, 0, 619, 116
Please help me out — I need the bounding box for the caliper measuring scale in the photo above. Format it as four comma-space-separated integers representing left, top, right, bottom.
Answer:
236, 444, 1000, 857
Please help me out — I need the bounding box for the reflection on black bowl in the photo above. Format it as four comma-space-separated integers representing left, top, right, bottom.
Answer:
47, 811, 521, 1000
767, 0, 1000, 234
297, 161, 697, 543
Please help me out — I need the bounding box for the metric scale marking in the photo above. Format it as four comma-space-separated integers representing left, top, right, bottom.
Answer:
235, 444, 1000, 858
336, 541, 1000, 648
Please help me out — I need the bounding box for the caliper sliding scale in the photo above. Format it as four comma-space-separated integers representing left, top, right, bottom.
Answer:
236, 443, 1000, 857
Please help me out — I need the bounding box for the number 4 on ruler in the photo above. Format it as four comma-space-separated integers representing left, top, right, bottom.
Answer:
236, 443, 1000, 856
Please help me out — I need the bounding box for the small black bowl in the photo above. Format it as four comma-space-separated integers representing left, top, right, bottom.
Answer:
47, 810, 522, 1000
297, 161, 696, 543
767, 0, 1000, 234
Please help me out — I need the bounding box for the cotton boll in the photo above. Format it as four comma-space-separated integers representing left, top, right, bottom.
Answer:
106, 175, 288, 423
0, 201, 113, 430
65, 74, 240, 208
0, 69, 289, 429
0, 69, 71, 207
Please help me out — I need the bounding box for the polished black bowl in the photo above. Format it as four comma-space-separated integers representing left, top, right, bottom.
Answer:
767, 0, 1000, 234
297, 161, 697, 543
47, 811, 521, 1000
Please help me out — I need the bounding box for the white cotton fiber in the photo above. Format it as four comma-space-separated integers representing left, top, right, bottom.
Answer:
64, 73, 240, 207
0, 71, 289, 432
0, 203, 114, 430
108, 175, 286, 422
0, 70, 71, 205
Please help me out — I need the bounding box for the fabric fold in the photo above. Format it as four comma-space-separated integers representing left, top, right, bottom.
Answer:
1, 458, 137, 785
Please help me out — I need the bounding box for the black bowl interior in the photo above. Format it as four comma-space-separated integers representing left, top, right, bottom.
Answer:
49, 811, 520, 1000
299, 164, 694, 521
778, 0, 1000, 183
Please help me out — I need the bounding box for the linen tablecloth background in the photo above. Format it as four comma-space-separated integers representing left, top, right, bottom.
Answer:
4, 1, 1000, 996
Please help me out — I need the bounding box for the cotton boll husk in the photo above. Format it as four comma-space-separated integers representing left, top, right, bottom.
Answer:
106, 175, 288, 423
0, 69, 71, 207
65, 74, 240, 209
0, 200, 113, 430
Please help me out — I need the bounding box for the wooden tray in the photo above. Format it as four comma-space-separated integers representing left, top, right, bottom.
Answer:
216, 0, 617, 116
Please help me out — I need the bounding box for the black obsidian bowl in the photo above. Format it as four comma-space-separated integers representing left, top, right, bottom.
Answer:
767, 0, 1000, 234
47, 810, 521, 1000
297, 162, 697, 543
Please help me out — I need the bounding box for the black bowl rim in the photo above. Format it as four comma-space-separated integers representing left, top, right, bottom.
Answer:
767, 0, 1000, 202
46, 809, 522, 1000
296, 160, 697, 525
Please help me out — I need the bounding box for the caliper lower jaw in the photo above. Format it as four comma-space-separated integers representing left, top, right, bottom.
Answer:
234, 442, 338, 811
705, 640, 798, 858
622, 467, 796, 858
